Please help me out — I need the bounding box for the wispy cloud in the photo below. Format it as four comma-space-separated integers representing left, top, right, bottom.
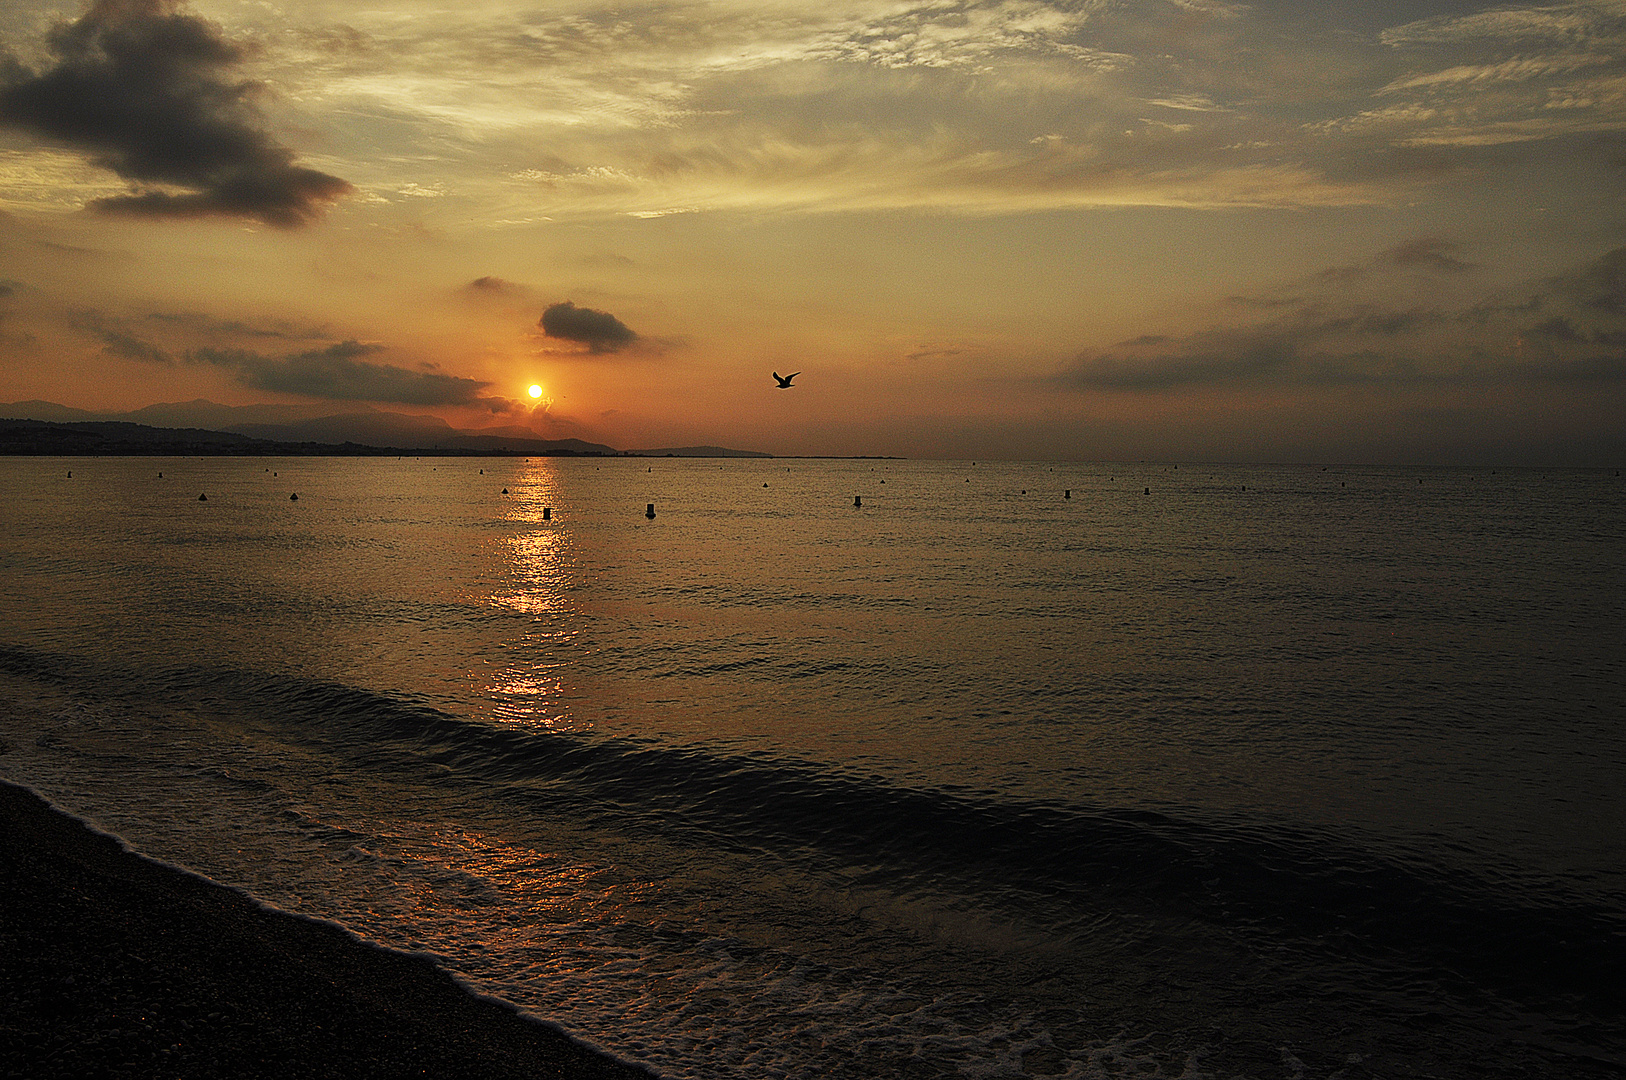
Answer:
1060, 243, 1626, 392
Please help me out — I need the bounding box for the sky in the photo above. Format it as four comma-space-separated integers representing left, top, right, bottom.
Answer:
1, 0, 1623, 462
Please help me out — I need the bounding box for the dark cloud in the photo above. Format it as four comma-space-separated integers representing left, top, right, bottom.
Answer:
0, 0, 350, 227
1059, 244, 1626, 394
1064, 329, 1300, 391
1380, 237, 1474, 273
1516, 354, 1626, 384
1522, 316, 1586, 343
99, 328, 172, 363
190, 340, 501, 406
147, 311, 320, 340
1557, 246, 1626, 316
539, 301, 637, 353
468, 276, 514, 292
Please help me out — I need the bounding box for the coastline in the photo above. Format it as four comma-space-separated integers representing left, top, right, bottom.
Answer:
0, 779, 655, 1080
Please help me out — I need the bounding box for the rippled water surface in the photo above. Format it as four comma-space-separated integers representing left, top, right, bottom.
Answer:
2, 455, 1623, 1078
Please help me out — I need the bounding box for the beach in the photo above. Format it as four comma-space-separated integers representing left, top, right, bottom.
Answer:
0, 779, 653, 1080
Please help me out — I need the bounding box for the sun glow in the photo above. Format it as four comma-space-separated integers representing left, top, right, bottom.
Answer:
528, 384, 543, 399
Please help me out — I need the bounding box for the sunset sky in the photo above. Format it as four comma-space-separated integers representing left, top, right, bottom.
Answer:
2, 0, 1624, 461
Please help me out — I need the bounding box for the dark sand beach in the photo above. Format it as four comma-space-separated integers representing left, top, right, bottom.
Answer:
0, 780, 654, 1080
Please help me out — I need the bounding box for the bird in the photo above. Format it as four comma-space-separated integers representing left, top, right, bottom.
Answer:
772, 371, 800, 388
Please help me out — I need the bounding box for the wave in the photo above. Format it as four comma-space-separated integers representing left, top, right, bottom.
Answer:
4, 642, 1622, 1030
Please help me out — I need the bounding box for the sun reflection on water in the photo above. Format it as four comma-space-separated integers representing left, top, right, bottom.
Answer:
482, 459, 586, 732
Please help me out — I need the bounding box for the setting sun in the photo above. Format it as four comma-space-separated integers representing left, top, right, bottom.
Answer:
528, 384, 542, 399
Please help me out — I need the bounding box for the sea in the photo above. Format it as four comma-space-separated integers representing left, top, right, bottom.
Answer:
1, 455, 1622, 1079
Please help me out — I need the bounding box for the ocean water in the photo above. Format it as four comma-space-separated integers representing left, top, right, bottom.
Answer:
1, 455, 1622, 1079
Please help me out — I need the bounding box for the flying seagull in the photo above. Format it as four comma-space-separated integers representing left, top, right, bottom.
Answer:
773, 371, 800, 388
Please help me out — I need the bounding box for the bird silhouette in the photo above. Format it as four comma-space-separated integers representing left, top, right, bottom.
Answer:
773, 371, 800, 388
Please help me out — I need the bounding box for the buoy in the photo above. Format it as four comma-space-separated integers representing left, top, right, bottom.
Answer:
646, 503, 656, 519
763, 482, 769, 487
853, 495, 862, 507
158, 472, 162, 478
1144, 487, 1150, 495
543, 507, 551, 520
1065, 490, 1071, 499
67, 471, 72, 477
502, 487, 509, 494
290, 493, 298, 501
199, 493, 207, 501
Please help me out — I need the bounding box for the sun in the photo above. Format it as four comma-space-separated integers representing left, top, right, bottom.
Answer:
528, 384, 543, 399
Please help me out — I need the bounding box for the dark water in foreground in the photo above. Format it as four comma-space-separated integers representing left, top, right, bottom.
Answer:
1, 456, 1622, 1079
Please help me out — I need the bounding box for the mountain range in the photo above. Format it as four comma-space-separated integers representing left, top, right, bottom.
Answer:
0, 400, 769, 458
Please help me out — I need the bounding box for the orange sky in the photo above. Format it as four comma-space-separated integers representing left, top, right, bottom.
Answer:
2, 0, 1624, 461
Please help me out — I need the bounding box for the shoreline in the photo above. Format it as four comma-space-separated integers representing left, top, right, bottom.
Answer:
0, 779, 656, 1080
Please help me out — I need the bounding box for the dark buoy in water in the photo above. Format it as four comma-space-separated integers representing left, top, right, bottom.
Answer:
157, 472, 162, 478
880, 479, 885, 483
480, 469, 484, 474
290, 493, 298, 501
543, 507, 552, 520
67, 471, 72, 478
502, 487, 509, 494
763, 482, 769, 487
853, 495, 862, 508
1144, 487, 1150, 495
646, 503, 656, 519
198, 493, 207, 501
1065, 490, 1071, 499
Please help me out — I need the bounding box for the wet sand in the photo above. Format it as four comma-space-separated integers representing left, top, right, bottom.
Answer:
0, 779, 656, 1080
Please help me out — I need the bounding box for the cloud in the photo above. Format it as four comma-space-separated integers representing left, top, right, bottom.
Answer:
146, 311, 325, 340
189, 340, 506, 406
1555, 245, 1626, 315
539, 301, 638, 353
98, 328, 172, 363
0, 0, 350, 227
1060, 242, 1626, 393
1380, 237, 1475, 273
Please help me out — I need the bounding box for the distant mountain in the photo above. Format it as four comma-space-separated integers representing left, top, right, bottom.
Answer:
233, 412, 457, 448
630, 445, 773, 458
0, 419, 353, 456
0, 400, 770, 458
435, 433, 622, 455
0, 400, 103, 422
0, 418, 619, 457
